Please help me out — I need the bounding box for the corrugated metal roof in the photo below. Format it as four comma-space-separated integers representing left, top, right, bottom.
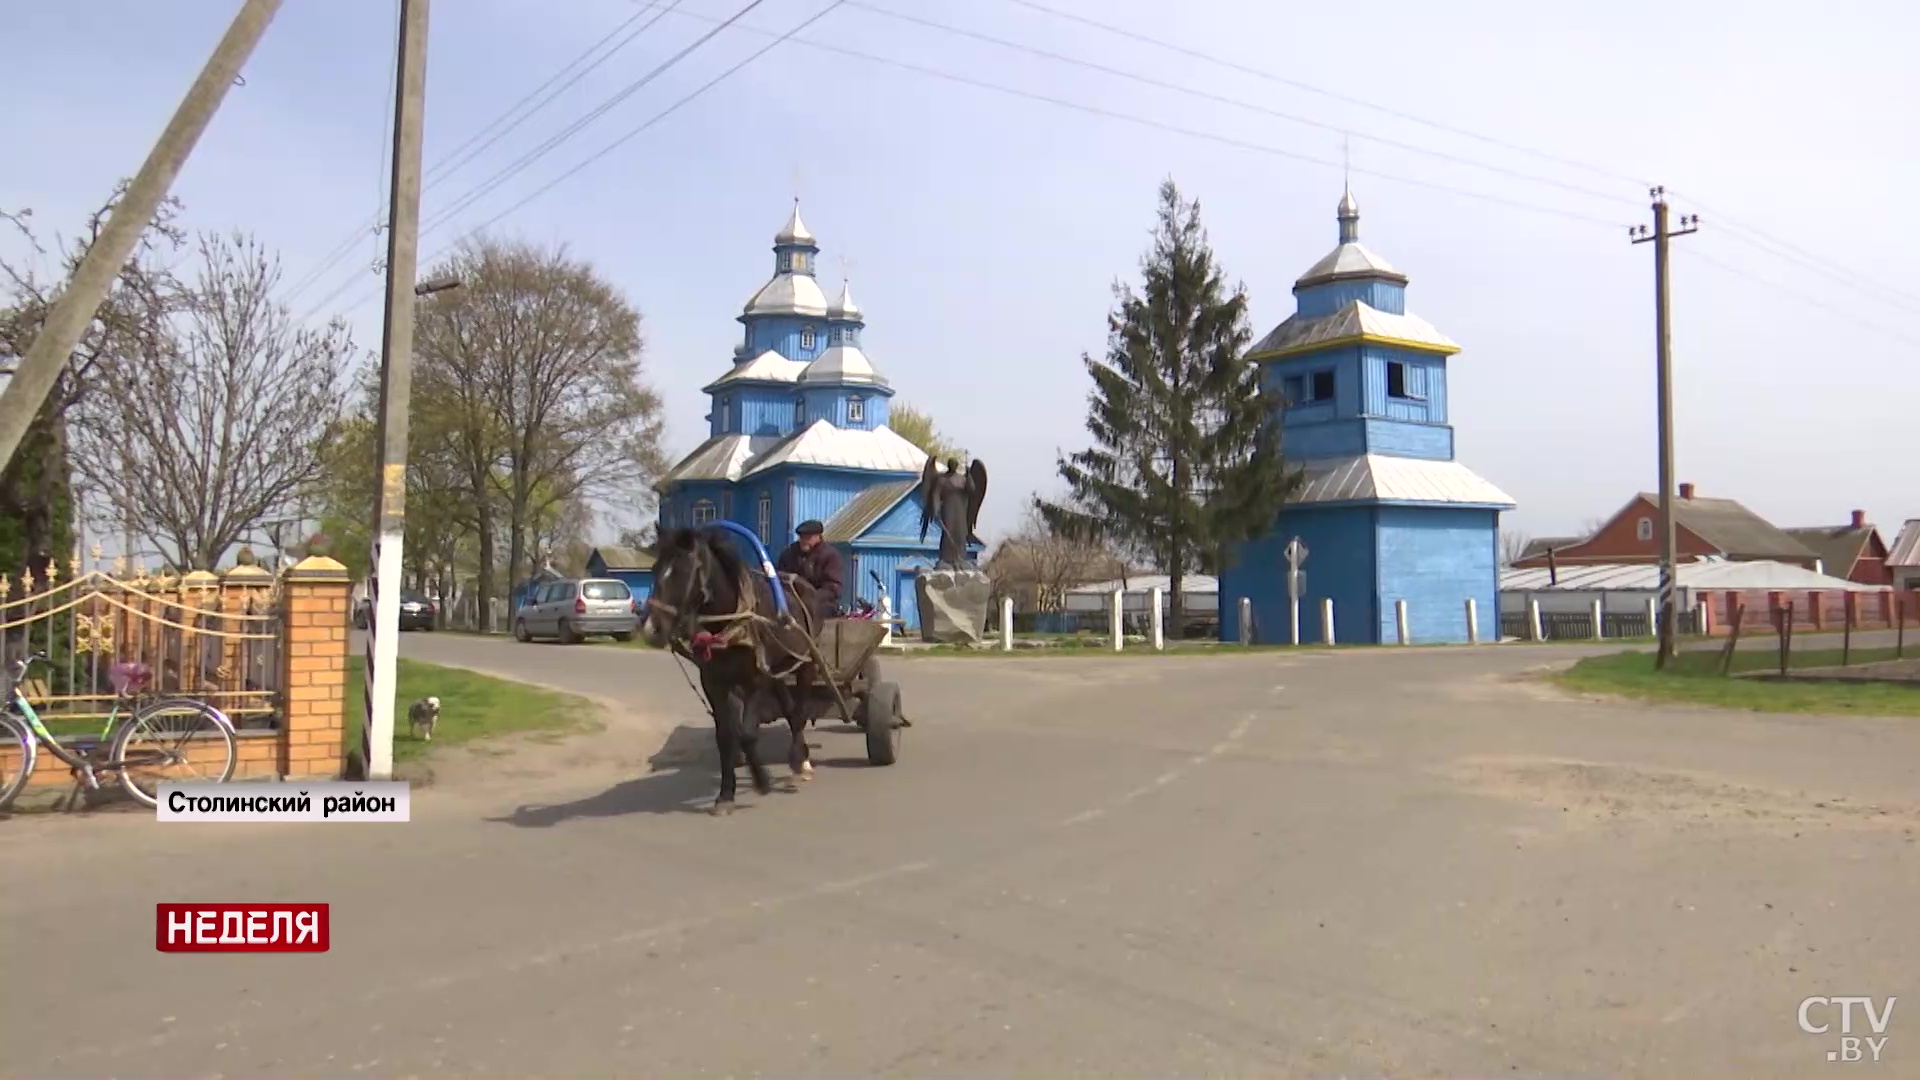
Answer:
1068, 574, 1219, 595
1888, 519, 1920, 568
657, 433, 776, 487
1500, 560, 1883, 593
1783, 525, 1874, 579
1652, 494, 1816, 562
742, 420, 926, 477
1290, 454, 1515, 508
590, 545, 654, 571
822, 480, 918, 542
1249, 301, 1458, 358
704, 349, 808, 390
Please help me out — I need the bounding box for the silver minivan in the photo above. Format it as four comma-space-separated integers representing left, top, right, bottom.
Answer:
513, 578, 637, 644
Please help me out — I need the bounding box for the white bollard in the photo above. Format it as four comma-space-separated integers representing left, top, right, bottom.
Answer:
1001, 595, 1013, 652
1111, 586, 1124, 652
1527, 597, 1542, 642
1699, 597, 1713, 636
1289, 597, 1301, 645
1465, 597, 1479, 644
1645, 596, 1658, 639
1320, 597, 1336, 645
878, 593, 894, 649
1395, 599, 1410, 645
1591, 598, 1604, 640
1239, 597, 1253, 645
1149, 586, 1165, 650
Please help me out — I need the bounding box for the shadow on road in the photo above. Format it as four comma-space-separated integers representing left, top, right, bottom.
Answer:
486, 723, 838, 826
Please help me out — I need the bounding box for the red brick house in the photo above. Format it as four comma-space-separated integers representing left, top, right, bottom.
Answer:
1783, 511, 1891, 585
1511, 483, 1818, 570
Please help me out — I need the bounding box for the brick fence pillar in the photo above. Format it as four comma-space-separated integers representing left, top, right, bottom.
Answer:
279, 555, 351, 780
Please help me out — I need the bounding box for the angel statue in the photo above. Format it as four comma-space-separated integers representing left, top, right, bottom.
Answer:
918, 457, 987, 571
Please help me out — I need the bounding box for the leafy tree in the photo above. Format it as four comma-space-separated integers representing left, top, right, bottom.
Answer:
888, 399, 965, 462
410, 238, 665, 629
1036, 178, 1300, 628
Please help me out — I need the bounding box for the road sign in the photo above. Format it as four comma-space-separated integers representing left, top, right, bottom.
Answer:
1284, 537, 1309, 570
1287, 570, 1306, 600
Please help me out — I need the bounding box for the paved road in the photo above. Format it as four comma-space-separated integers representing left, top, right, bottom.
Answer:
6, 635, 1920, 1078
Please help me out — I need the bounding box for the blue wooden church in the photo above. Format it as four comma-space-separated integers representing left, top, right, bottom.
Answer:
1221, 188, 1515, 645
654, 203, 976, 629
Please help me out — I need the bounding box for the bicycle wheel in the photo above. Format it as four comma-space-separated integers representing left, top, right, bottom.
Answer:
110, 698, 237, 808
0, 712, 35, 811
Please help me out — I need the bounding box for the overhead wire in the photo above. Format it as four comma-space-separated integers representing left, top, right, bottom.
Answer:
842, 0, 1644, 212
1667, 192, 1920, 314
1678, 245, 1920, 350
319, 0, 852, 321
283, 0, 684, 309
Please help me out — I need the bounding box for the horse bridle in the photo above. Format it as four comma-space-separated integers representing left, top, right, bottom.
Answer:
648, 543, 759, 660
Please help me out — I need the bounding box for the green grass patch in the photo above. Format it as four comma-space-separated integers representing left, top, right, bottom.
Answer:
1554, 647, 1920, 717
342, 656, 598, 764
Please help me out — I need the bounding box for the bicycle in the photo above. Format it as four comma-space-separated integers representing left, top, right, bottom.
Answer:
0, 652, 239, 811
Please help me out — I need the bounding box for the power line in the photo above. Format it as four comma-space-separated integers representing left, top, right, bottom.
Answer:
1679, 244, 1920, 350
415, 0, 778, 238
283, 0, 683, 308
319, 0, 851, 322
662, 9, 1625, 228
843, 0, 1642, 211
1000, 0, 1651, 190
1668, 192, 1920, 314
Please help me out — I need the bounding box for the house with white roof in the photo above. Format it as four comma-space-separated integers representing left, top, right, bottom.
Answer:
654, 204, 980, 629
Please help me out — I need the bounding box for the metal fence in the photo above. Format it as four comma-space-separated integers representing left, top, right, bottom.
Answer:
1498, 608, 1702, 642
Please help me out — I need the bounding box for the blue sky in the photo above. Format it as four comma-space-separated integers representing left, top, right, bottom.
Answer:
7, 0, 1917, 551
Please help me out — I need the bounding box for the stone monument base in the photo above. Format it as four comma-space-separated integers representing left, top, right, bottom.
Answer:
915, 567, 991, 646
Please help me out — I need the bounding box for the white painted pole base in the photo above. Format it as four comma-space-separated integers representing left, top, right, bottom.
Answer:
1465, 597, 1479, 644
1320, 597, 1336, 646
1149, 586, 1164, 650
1395, 599, 1410, 645
1289, 598, 1301, 645
1000, 595, 1013, 651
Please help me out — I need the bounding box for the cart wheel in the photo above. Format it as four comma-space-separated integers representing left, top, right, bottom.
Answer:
864, 681, 901, 767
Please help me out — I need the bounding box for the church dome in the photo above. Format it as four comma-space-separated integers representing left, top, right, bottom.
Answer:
827, 281, 862, 321
800, 344, 889, 387
775, 201, 815, 247
743, 273, 829, 317
1294, 185, 1408, 290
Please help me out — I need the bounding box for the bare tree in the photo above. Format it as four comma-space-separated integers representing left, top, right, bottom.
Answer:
0, 189, 183, 573
1500, 529, 1533, 567
985, 504, 1127, 613
69, 232, 352, 570
412, 238, 665, 625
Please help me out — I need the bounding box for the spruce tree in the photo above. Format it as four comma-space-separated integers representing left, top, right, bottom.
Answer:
1036, 179, 1301, 630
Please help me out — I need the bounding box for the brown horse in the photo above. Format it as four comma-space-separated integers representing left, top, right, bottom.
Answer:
642, 526, 827, 814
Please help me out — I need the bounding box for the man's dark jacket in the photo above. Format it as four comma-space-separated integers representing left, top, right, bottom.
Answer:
776, 539, 844, 620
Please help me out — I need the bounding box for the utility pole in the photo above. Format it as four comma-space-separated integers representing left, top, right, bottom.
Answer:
0, 0, 282, 475
1630, 187, 1699, 669
356, 0, 433, 782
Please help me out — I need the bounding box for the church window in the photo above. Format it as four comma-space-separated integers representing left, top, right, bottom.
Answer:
801, 325, 817, 350
794, 399, 807, 427
1386, 360, 1426, 401
1636, 517, 1653, 541
757, 493, 772, 543
792, 251, 809, 273
1311, 370, 1336, 402
847, 396, 865, 423
692, 500, 717, 526
1281, 374, 1305, 406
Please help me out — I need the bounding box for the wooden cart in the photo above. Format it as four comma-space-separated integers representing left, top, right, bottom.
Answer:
811, 618, 904, 766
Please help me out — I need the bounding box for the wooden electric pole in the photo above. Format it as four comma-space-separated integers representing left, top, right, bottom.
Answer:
1630, 187, 1699, 669
355, 0, 433, 782
0, 0, 283, 475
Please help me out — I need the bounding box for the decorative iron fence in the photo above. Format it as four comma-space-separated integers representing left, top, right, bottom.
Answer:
0, 551, 284, 730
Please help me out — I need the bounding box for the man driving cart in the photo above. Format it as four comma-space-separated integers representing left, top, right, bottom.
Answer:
775, 519, 844, 632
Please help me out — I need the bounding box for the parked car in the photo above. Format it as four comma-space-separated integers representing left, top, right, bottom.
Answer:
352, 590, 438, 631
513, 577, 637, 644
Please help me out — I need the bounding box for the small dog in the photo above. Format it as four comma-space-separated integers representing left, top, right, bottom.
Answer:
407, 696, 441, 741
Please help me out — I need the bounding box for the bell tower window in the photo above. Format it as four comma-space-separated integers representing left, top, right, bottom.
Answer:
800, 326, 817, 350
847, 396, 865, 423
